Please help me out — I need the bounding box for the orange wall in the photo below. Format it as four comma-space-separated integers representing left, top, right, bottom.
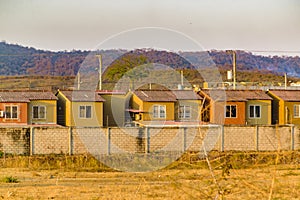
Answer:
0, 103, 28, 124
224, 102, 246, 125
211, 101, 246, 125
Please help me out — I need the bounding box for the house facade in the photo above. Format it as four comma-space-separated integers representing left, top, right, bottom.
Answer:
199, 89, 272, 125
130, 90, 177, 123
97, 90, 127, 127
128, 90, 204, 126
26, 91, 58, 125
172, 90, 203, 122
267, 90, 300, 125
56, 90, 105, 127
0, 91, 57, 125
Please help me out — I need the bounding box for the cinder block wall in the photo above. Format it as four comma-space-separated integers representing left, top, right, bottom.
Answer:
32, 127, 69, 154
223, 126, 256, 151
110, 127, 144, 154
0, 127, 30, 154
0, 125, 299, 155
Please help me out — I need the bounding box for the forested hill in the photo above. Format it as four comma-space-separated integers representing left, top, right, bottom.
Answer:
0, 41, 300, 78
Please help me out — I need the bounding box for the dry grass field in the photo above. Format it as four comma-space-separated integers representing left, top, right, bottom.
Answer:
0, 152, 299, 200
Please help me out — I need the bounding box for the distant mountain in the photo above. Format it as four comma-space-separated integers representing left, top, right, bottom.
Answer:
1, 41, 300, 78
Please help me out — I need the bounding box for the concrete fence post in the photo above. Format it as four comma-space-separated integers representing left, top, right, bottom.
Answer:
145, 127, 150, 153
107, 127, 111, 155
182, 128, 187, 152
68, 127, 73, 155
220, 125, 224, 152
291, 125, 295, 151
30, 127, 34, 156
255, 126, 259, 151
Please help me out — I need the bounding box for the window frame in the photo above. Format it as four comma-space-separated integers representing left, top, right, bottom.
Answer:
79, 105, 92, 119
225, 105, 237, 118
32, 105, 46, 119
249, 105, 261, 119
152, 105, 166, 119
293, 104, 300, 118
179, 105, 191, 119
5, 105, 19, 119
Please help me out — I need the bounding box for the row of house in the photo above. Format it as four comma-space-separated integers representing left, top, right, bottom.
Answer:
1, 89, 300, 127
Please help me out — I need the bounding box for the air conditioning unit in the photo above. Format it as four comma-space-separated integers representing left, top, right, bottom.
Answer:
0, 111, 4, 118
135, 114, 141, 121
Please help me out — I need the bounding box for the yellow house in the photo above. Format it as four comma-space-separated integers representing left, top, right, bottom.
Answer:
97, 90, 127, 127
267, 90, 300, 125
130, 90, 177, 123
26, 91, 58, 125
56, 90, 105, 127
172, 90, 203, 122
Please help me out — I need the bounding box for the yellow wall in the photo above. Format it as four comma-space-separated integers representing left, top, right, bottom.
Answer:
56, 91, 103, 127
70, 102, 103, 127
28, 100, 57, 124
175, 100, 202, 121
284, 101, 300, 125
142, 101, 174, 121
246, 100, 272, 125
132, 94, 175, 121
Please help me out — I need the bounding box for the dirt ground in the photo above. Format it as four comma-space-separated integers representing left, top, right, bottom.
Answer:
0, 165, 299, 200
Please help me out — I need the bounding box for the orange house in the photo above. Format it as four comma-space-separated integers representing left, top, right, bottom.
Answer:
0, 91, 29, 125
0, 91, 58, 125
199, 89, 272, 125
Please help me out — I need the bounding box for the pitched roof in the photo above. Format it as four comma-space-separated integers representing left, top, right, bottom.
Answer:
0, 91, 57, 102
133, 90, 177, 102
59, 90, 105, 102
268, 90, 300, 101
96, 90, 126, 95
172, 90, 203, 100
24, 91, 58, 100
200, 89, 272, 101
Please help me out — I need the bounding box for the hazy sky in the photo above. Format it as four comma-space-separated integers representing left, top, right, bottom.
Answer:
0, 0, 299, 55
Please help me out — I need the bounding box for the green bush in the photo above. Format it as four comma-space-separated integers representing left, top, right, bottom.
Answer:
2, 176, 19, 183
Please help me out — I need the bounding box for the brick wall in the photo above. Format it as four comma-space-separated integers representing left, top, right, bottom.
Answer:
0, 125, 299, 155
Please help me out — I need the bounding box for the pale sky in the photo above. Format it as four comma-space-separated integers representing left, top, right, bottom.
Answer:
0, 0, 299, 55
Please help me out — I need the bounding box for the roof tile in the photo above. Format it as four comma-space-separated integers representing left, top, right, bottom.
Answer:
59, 90, 105, 102
268, 90, 300, 101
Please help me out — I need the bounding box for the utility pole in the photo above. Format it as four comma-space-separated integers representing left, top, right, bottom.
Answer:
77, 72, 80, 90
226, 50, 237, 90
96, 54, 102, 90
233, 51, 236, 90
284, 73, 287, 90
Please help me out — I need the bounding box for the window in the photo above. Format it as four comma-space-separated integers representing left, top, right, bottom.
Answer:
32, 106, 46, 119
294, 104, 300, 118
153, 105, 166, 118
79, 105, 92, 118
249, 105, 261, 118
179, 105, 191, 119
5, 106, 18, 119
225, 105, 237, 118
